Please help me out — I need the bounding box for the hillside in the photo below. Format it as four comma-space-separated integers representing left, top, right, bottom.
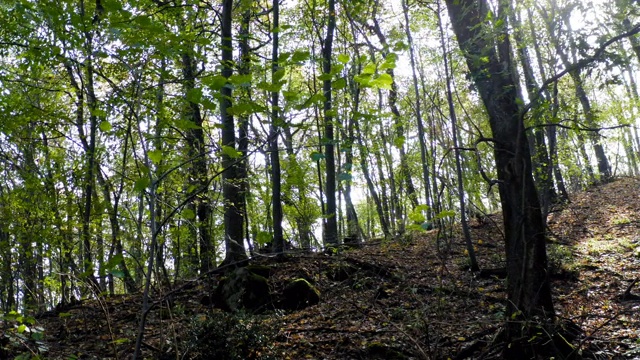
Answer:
2, 178, 640, 359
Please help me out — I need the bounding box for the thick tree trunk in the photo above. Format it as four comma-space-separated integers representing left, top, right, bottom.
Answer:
445, 0, 555, 356
220, 0, 248, 264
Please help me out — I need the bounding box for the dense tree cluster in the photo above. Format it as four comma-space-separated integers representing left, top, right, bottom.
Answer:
1, 0, 639, 357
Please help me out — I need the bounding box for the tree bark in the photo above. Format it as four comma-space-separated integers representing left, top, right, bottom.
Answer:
270, 0, 284, 253
322, 0, 338, 246
445, 0, 555, 356
221, 0, 248, 264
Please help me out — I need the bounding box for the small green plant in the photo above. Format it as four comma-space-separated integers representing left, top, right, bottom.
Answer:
1, 311, 47, 359
547, 243, 578, 276
185, 311, 276, 360
611, 214, 631, 226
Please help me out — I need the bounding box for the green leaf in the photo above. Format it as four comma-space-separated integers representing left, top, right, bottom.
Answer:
353, 74, 371, 86
221, 145, 242, 159
393, 135, 405, 148
371, 73, 394, 90
256, 231, 272, 245
186, 87, 203, 103
333, 78, 346, 90
330, 63, 344, 75
283, 90, 299, 102
182, 208, 196, 220
318, 73, 333, 81
133, 177, 150, 192
278, 52, 291, 62
408, 210, 425, 223
99, 121, 112, 132
17, 324, 27, 333
310, 152, 325, 161
257, 81, 283, 92
104, 255, 124, 274
435, 210, 456, 220
273, 68, 286, 82
174, 119, 201, 131
393, 41, 408, 52
148, 150, 163, 164
291, 50, 310, 63
362, 62, 377, 75
229, 74, 252, 86
337, 54, 350, 64
110, 269, 126, 279
204, 75, 228, 91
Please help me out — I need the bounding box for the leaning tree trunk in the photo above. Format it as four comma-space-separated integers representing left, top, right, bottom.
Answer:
445, 0, 555, 357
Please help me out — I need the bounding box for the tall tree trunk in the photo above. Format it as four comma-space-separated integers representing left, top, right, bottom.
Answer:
238, 7, 252, 254
540, 5, 611, 180
181, 44, 214, 272
549, 82, 570, 200
402, 0, 432, 212
526, 7, 569, 201
220, 0, 248, 263
510, 3, 557, 217
370, 11, 419, 211
437, 1, 478, 271
322, 0, 338, 246
445, 0, 555, 356
270, 0, 285, 253
354, 121, 391, 239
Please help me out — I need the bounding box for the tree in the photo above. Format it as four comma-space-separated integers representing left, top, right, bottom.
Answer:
270, 0, 285, 254
445, 0, 555, 356
221, 0, 249, 264
322, 0, 339, 246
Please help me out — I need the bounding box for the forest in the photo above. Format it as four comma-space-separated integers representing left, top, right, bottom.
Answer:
0, 0, 640, 358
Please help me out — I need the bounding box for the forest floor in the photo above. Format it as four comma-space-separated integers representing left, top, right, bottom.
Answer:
2, 177, 640, 359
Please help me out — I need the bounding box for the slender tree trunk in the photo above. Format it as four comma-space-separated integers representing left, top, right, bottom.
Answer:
402, 0, 432, 211
181, 46, 214, 273
370, 13, 419, 211
437, 1, 478, 271
270, 0, 284, 253
354, 121, 391, 239
540, 5, 611, 180
548, 82, 570, 200
510, 3, 557, 217
322, 0, 338, 246
238, 7, 252, 255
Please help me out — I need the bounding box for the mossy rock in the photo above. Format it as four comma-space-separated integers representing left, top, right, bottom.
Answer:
279, 278, 320, 310
213, 267, 271, 312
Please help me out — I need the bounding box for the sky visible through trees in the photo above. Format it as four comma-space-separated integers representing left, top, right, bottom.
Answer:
0, 0, 640, 357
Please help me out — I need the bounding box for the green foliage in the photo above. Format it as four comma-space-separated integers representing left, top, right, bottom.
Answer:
0, 311, 47, 358
186, 311, 276, 360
